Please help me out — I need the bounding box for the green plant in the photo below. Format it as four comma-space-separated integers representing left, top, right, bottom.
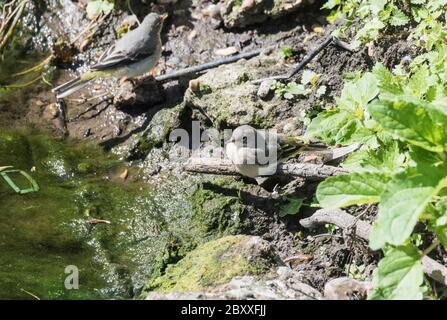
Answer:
307, 42, 447, 299
270, 80, 310, 100
278, 46, 293, 60
323, 0, 447, 50
86, 0, 114, 20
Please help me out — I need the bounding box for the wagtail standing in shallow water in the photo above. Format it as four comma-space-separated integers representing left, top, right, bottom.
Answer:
53, 13, 167, 99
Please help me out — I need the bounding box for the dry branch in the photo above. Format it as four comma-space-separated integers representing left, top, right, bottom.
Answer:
184, 157, 347, 180
300, 208, 447, 286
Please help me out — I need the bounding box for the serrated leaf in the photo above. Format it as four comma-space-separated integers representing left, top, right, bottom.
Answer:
406, 65, 435, 98
370, 164, 447, 249
342, 141, 405, 174
338, 73, 379, 112
86, 0, 114, 20
373, 63, 404, 95
368, 98, 447, 153
389, 8, 410, 26
316, 172, 389, 208
369, 245, 424, 300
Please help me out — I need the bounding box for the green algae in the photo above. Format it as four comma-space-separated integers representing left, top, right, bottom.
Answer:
0, 130, 187, 299
143, 235, 273, 293
0, 130, 251, 299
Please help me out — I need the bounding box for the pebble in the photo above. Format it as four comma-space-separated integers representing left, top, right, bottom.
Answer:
257, 80, 274, 99
202, 4, 221, 18
214, 46, 238, 56
324, 277, 372, 300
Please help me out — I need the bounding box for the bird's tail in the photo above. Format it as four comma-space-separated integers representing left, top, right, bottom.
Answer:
52, 75, 91, 99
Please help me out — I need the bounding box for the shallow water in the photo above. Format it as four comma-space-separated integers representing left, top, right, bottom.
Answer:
0, 130, 195, 299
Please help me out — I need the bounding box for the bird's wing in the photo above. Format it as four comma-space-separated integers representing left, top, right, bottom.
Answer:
90, 45, 153, 71
90, 26, 155, 71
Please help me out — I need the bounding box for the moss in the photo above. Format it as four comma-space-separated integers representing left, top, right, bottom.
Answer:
143, 235, 272, 293
0, 132, 33, 169
191, 180, 245, 236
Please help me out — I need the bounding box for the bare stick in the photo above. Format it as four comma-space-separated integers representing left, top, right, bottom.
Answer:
300, 208, 447, 286
251, 36, 354, 85
155, 49, 262, 83
184, 157, 347, 180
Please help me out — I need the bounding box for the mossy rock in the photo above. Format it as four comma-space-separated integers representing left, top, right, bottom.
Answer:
184, 57, 285, 129
191, 180, 245, 236
143, 235, 278, 294
220, 0, 307, 28
128, 104, 186, 160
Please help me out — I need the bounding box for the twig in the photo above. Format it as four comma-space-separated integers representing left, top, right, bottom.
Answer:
300, 208, 447, 286
184, 157, 347, 180
155, 49, 262, 83
20, 288, 40, 300
0, 0, 29, 54
13, 55, 52, 77
251, 36, 354, 85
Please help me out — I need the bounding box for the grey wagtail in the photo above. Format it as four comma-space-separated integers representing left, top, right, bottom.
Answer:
226, 125, 360, 178
53, 13, 167, 99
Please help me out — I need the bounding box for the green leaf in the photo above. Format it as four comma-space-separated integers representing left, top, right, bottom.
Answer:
316, 172, 390, 208
368, 98, 447, 153
86, 0, 114, 20
369, 245, 424, 300
406, 65, 435, 98
279, 47, 293, 60
338, 72, 379, 112
389, 8, 410, 26
342, 141, 405, 174
370, 164, 447, 249
373, 63, 404, 96
279, 197, 304, 217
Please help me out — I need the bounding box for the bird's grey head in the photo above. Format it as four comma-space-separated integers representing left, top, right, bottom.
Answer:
228, 125, 258, 147
141, 12, 167, 35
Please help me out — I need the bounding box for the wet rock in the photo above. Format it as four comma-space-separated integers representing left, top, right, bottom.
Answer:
113, 78, 165, 110
184, 55, 290, 128
220, 0, 311, 28
145, 265, 322, 300
127, 103, 186, 160
324, 277, 372, 300
143, 235, 280, 295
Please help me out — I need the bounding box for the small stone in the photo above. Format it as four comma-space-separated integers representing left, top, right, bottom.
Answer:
189, 79, 200, 93
45, 103, 58, 119
113, 77, 164, 109
313, 26, 324, 33
324, 277, 372, 300
119, 168, 129, 180
187, 29, 197, 41
202, 4, 221, 18
214, 46, 238, 56
257, 80, 274, 99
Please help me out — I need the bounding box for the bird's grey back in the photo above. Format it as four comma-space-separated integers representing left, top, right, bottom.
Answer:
113, 17, 155, 54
